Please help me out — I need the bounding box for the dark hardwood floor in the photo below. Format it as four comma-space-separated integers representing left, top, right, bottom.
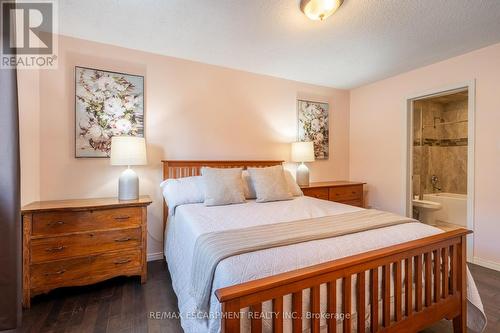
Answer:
21, 261, 499, 333
21, 261, 182, 333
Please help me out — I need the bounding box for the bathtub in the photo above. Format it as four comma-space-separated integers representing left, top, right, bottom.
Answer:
423, 193, 467, 227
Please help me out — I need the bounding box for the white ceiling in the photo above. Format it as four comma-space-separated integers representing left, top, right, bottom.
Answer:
58, 0, 500, 89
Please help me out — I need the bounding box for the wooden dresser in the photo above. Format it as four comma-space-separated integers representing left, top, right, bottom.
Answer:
21, 196, 152, 308
300, 181, 365, 207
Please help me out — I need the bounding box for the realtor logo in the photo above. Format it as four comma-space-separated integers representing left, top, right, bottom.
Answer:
1, 0, 58, 68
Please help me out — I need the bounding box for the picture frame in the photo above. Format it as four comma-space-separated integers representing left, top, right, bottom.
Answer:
74, 66, 144, 158
297, 99, 329, 160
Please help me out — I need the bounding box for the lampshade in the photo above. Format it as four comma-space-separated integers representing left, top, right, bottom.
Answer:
291, 141, 315, 162
299, 0, 343, 21
110, 136, 147, 166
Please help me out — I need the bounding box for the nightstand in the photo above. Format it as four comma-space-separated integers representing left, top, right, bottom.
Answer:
21, 196, 152, 308
300, 181, 365, 207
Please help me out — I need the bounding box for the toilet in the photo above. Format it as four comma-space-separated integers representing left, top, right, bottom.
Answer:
412, 198, 442, 224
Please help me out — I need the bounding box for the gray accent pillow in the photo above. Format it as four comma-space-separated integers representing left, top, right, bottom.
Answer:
242, 170, 257, 199
201, 167, 246, 206
247, 165, 293, 203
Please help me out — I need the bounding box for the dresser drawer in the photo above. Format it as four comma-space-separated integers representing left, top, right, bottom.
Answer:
302, 187, 329, 200
32, 207, 142, 236
329, 185, 363, 202
337, 199, 364, 208
30, 249, 141, 291
31, 227, 141, 263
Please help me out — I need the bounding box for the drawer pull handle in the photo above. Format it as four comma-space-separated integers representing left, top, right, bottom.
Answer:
114, 259, 131, 265
114, 216, 130, 221
114, 237, 132, 242
47, 220, 65, 226
46, 246, 65, 252
44, 269, 66, 276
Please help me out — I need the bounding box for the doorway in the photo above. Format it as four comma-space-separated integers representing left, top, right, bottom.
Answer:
405, 82, 475, 260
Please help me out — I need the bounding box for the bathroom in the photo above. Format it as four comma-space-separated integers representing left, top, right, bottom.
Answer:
412, 90, 469, 228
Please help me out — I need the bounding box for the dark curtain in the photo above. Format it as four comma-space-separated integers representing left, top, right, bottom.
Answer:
0, 0, 22, 329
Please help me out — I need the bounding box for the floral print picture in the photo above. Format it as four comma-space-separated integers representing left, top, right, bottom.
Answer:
75, 67, 144, 157
297, 100, 329, 160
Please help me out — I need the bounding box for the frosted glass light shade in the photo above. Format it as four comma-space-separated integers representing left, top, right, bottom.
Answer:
299, 0, 343, 21
291, 142, 315, 162
110, 136, 147, 166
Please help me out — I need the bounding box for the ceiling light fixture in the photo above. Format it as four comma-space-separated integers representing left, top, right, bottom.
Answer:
299, 0, 344, 21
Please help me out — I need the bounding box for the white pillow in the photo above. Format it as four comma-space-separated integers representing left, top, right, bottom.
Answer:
247, 165, 293, 203
284, 170, 303, 196
243, 169, 302, 199
201, 167, 246, 206
160, 176, 205, 214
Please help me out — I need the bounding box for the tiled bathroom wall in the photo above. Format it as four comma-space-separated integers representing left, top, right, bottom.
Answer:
413, 98, 468, 196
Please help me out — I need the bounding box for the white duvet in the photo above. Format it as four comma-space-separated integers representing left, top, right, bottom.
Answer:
164, 196, 483, 332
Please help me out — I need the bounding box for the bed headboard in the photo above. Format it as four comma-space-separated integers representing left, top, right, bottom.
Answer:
161, 160, 284, 234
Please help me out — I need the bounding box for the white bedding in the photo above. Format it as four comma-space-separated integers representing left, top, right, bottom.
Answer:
165, 196, 452, 333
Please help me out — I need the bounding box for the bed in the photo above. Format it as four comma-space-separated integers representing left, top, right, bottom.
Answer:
161, 160, 484, 333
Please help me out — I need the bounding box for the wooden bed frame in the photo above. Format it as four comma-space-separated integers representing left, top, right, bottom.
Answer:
162, 160, 470, 333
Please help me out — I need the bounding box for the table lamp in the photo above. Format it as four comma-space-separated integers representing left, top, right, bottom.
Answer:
291, 141, 315, 186
110, 136, 147, 200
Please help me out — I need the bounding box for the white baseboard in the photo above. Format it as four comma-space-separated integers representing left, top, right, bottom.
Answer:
147, 252, 164, 262
472, 256, 500, 272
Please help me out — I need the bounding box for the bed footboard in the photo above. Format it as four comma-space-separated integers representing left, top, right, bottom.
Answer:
216, 228, 470, 333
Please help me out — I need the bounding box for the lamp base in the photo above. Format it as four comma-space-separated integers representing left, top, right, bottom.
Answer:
296, 163, 310, 186
118, 168, 139, 200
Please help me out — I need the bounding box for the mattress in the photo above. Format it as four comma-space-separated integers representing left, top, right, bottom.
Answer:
165, 196, 446, 332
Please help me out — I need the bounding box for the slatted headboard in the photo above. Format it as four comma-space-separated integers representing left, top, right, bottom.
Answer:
161, 160, 284, 234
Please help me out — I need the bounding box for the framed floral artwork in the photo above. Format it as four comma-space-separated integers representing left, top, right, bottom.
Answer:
75, 66, 144, 157
297, 99, 329, 160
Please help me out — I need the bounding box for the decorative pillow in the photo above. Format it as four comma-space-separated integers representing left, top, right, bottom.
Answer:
247, 165, 293, 203
242, 170, 257, 199
160, 176, 205, 214
201, 167, 246, 206
284, 170, 303, 196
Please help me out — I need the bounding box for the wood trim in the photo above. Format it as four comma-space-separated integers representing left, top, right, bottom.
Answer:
404, 258, 413, 317
311, 285, 321, 332
161, 160, 284, 167
356, 272, 366, 333
21, 196, 152, 213
216, 229, 471, 333
299, 181, 366, 189
292, 291, 302, 332
370, 268, 379, 332
272, 297, 283, 332
216, 229, 470, 302
22, 214, 32, 308
453, 235, 467, 332
141, 206, 147, 284
327, 280, 337, 333
343, 276, 352, 333
161, 160, 284, 237
382, 264, 390, 327
394, 260, 402, 322
415, 254, 423, 312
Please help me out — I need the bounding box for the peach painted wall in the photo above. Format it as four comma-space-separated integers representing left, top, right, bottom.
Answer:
18, 35, 350, 258
350, 43, 500, 266
18, 69, 40, 205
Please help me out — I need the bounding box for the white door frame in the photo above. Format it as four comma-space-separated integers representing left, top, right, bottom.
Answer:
403, 80, 475, 260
